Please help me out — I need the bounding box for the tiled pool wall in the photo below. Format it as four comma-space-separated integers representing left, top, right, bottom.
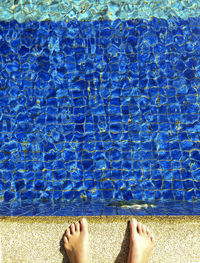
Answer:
0, 0, 200, 216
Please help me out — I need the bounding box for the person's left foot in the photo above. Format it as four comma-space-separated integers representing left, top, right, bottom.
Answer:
64, 218, 90, 263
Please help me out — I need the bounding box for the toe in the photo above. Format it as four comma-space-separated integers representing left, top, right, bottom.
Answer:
137, 222, 142, 234
142, 224, 146, 234
64, 235, 68, 244
80, 218, 88, 233
70, 223, 76, 234
65, 228, 71, 239
146, 227, 150, 236
75, 221, 80, 232
129, 218, 137, 236
150, 233, 155, 244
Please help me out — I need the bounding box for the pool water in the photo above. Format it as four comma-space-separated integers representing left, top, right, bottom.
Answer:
0, 0, 200, 216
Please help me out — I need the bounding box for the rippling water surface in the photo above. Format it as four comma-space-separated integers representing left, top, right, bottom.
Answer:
0, 0, 200, 215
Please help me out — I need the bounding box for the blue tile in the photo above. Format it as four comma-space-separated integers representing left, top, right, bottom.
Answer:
0, 17, 200, 215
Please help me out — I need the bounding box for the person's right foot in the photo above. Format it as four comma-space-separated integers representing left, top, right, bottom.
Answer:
128, 218, 155, 263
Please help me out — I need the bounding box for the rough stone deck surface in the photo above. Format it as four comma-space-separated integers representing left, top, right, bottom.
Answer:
1, 216, 200, 263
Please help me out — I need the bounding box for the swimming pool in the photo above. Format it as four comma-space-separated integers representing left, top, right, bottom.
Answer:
0, 0, 200, 216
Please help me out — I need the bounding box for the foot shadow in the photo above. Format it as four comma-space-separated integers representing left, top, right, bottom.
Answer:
114, 222, 130, 263
60, 233, 70, 263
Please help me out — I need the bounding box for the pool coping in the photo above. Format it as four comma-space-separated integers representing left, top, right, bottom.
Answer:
1, 215, 200, 263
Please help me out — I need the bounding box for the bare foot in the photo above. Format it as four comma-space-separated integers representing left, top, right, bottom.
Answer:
64, 218, 90, 263
128, 218, 155, 263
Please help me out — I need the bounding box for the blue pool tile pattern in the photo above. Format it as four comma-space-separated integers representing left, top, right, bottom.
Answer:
1, 199, 200, 216
1, 16, 200, 215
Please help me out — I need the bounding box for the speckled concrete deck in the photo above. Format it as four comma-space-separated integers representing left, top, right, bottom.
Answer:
1, 216, 200, 263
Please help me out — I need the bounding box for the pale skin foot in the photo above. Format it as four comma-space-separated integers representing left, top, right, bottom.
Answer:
64, 218, 90, 263
128, 218, 155, 263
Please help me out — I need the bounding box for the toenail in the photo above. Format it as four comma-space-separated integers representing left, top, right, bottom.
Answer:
132, 218, 137, 224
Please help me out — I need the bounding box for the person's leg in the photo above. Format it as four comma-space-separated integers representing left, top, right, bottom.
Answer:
64, 218, 90, 263
128, 218, 155, 263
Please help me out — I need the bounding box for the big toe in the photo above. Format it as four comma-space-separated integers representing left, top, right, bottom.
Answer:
80, 218, 88, 233
129, 218, 138, 237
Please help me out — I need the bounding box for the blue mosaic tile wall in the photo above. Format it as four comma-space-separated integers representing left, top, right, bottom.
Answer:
1, 14, 200, 215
